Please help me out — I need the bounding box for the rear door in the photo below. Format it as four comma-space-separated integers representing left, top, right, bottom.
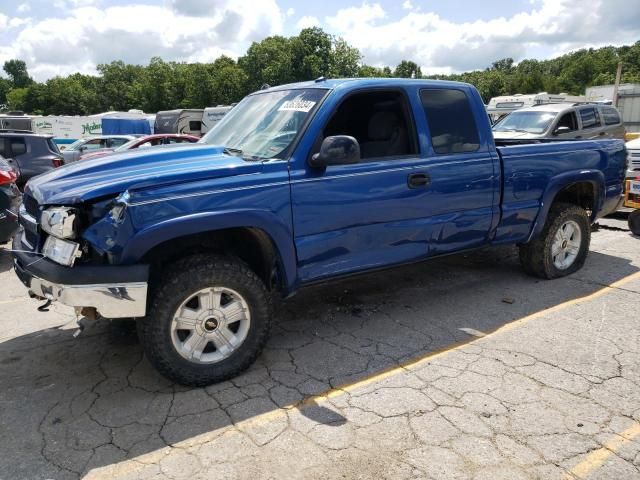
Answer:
578, 106, 606, 139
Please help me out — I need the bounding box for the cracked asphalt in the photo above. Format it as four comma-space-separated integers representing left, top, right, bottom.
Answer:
1, 215, 640, 480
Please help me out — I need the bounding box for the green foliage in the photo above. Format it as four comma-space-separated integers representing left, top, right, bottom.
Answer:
3, 59, 33, 89
1, 35, 639, 114
6, 87, 28, 110
394, 60, 422, 79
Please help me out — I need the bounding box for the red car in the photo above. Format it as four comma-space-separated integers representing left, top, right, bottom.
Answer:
79, 134, 199, 161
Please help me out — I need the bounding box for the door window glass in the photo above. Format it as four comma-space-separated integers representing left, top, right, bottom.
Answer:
109, 138, 129, 147
420, 89, 480, 154
83, 138, 107, 150
579, 108, 601, 129
601, 107, 621, 125
321, 90, 417, 160
10, 138, 27, 156
556, 112, 578, 131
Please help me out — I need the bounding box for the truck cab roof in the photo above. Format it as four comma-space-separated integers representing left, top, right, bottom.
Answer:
259, 77, 473, 93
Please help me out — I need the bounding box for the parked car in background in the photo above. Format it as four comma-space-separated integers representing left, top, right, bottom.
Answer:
627, 137, 640, 179
79, 134, 200, 161
0, 156, 21, 243
155, 109, 204, 136
0, 132, 64, 188
493, 103, 626, 141
62, 135, 137, 163
12, 78, 627, 386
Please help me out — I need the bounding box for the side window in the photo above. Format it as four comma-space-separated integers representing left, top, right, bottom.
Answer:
579, 108, 600, 129
420, 89, 480, 154
47, 139, 60, 154
601, 107, 621, 126
189, 121, 202, 132
110, 138, 129, 147
321, 90, 417, 160
0, 138, 6, 157
83, 139, 104, 151
10, 138, 27, 156
556, 112, 578, 131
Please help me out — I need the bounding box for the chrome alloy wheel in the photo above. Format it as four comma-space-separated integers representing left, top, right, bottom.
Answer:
170, 287, 251, 364
551, 220, 582, 270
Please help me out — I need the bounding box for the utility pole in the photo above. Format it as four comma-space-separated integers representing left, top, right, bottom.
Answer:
612, 61, 623, 106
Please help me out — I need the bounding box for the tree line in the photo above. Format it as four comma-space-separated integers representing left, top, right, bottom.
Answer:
1, 27, 639, 115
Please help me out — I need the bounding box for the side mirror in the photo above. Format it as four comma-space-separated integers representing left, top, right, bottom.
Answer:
78, 146, 87, 152
309, 135, 360, 168
554, 126, 571, 136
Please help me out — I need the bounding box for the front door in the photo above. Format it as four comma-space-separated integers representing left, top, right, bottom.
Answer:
290, 86, 497, 283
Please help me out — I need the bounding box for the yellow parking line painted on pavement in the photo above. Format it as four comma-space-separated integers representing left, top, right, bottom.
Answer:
563, 423, 640, 479
302, 270, 640, 406
90, 270, 640, 479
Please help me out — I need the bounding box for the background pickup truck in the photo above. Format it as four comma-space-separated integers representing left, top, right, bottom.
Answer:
13, 78, 627, 386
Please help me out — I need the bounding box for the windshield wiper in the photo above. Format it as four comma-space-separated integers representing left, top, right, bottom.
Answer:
223, 146, 264, 162
223, 146, 243, 156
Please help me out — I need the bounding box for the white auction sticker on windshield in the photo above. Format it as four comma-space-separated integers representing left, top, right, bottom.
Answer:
278, 100, 316, 112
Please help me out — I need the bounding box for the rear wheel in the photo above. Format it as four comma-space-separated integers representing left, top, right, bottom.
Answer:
519, 202, 590, 279
138, 254, 272, 387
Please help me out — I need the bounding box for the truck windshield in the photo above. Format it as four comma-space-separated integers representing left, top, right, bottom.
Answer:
200, 88, 327, 160
493, 111, 557, 134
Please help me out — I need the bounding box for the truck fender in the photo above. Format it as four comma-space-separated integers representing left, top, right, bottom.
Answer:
526, 169, 605, 243
120, 209, 298, 289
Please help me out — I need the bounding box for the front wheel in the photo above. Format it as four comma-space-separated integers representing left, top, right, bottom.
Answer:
138, 254, 272, 387
519, 202, 591, 279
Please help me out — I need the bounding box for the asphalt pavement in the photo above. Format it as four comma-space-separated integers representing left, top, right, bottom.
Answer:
1, 215, 639, 480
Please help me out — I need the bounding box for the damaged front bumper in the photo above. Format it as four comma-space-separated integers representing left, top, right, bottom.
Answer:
12, 234, 149, 318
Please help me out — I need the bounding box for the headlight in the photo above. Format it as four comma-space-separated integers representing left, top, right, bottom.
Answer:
41, 207, 78, 239
43, 236, 81, 266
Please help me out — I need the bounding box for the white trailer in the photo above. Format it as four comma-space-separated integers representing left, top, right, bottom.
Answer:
487, 92, 585, 123
155, 109, 205, 136
31, 115, 103, 148
201, 106, 233, 134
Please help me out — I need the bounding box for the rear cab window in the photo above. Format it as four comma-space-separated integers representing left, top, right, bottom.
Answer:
420, 89, 480, 154
579, 107, 601, 129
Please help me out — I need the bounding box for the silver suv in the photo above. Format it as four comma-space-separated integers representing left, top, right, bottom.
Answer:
493, 103, 625, 141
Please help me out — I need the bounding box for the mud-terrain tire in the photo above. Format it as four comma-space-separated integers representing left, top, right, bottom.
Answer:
519, 202, 590, 279
138, 254, 272, 387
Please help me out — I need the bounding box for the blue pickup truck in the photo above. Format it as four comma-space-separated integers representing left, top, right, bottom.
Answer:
13, 79, 627, 386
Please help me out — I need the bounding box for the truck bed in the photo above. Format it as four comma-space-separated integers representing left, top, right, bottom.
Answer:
492, 138, 627, 245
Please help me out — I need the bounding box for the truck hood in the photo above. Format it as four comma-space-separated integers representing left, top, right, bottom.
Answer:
26, 145, 263, 205
492, 130, 543, 140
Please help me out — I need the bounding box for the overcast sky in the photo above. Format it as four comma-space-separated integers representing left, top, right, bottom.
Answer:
0, 0, 639, 81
